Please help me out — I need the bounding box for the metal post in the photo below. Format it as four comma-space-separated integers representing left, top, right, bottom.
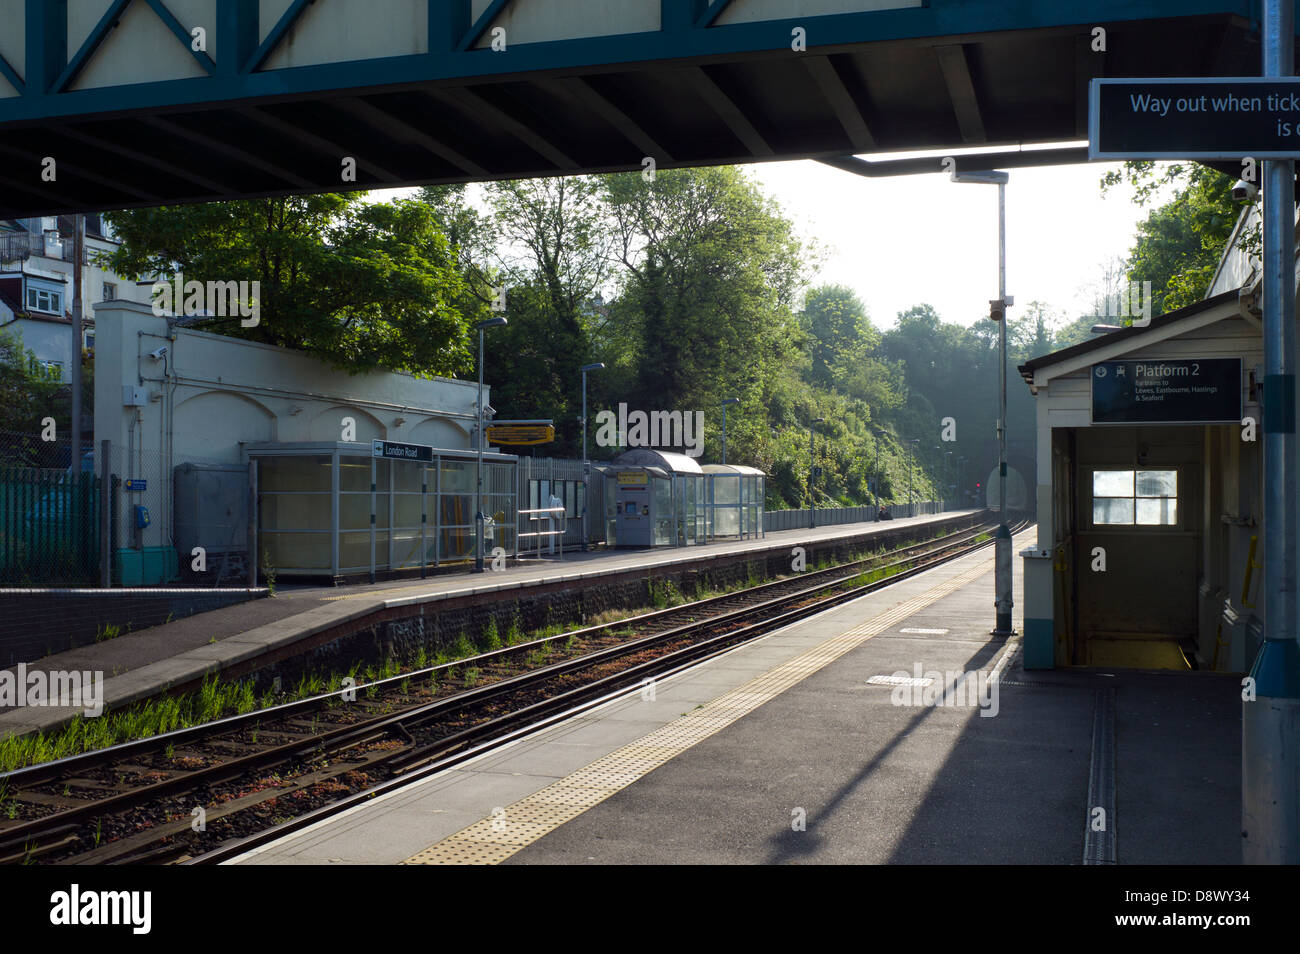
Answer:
908, 447, 913, 517
369, 456, 376, 585
70, 215, 84, 472
873, 430, 881, 511
99, 439, 111, 587
808, 418, 822, 528
582, 370, 588, 550
1244, 0, 1300, 865
475, 325, 485, 572
994, 179, 1014, 635
247, 459, 257, 588
723, 403, 728, 465
579, 362, 603, 552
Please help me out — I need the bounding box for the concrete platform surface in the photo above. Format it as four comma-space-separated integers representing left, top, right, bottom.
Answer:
1, 510, 975, 739
233, 525, 1239, 865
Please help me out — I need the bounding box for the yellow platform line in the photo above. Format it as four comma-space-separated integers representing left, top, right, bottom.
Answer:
401, 546, 1004, 865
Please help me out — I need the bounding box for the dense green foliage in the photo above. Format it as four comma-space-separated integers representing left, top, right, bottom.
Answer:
1102, 161, 1245, 315
102, 194, 481, 376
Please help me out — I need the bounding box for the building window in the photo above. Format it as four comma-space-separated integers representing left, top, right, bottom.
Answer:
1092, 469, 1178, 526
25, 286, 62, 314
84, 331, 95, 351
102, 282, 116, 301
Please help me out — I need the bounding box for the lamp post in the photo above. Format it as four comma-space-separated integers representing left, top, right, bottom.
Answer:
956, 456, 967, 505
474, 317, 507, 573
870, 426, 884, 512
907, 438, 919, 518
951, 166, 1014, 636
809, 417, 824, 529
720, 398, 740, 465
580, 362, 604, 552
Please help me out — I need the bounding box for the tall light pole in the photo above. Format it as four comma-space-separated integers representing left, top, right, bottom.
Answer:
951, 166, 1014, 636
580, 362, 604, 552
809, 417, 824, 528
720, 397, 740, 465
907, 438, 919, 517
871, 426, 883, 511
474, 316, 507, 573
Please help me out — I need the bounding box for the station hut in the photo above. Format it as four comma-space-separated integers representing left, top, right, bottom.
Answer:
1018, 288, 1262, 672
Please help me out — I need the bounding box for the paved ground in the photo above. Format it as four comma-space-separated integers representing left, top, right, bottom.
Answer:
235, 525, 1240, 866
0, 510, 973, 738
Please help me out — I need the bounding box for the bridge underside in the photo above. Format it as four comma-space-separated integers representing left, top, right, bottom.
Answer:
0, 2, 1270, 216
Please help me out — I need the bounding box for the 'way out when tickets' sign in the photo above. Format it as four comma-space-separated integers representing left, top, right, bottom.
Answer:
1090, 77, 1300, 159
1091, 359, 1242, 425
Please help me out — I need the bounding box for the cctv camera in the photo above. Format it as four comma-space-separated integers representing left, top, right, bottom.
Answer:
149, 346, 168, 360
1232, 179, 1259, 202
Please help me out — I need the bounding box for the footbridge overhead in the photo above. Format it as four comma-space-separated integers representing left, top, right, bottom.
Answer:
0, 1, 1272, 216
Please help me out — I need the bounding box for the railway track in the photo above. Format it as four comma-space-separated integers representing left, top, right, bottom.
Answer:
0, 516, 1020, 865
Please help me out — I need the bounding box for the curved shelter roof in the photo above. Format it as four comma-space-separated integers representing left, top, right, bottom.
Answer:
702, 464, 765, 476
614, 449, 704, 475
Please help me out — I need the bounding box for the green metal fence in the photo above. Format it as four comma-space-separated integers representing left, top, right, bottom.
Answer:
0, 466, 100, 586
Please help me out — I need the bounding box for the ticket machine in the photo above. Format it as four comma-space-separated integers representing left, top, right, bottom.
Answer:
613, 468, 654, 547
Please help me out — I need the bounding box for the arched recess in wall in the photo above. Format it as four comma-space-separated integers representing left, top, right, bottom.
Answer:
174, 391, 275, 462
409, 417, 470, 450
310, 406, 383, 443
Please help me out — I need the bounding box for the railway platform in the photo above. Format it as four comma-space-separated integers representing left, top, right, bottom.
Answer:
233, 526, 1239, 866
0, 510, 978, 739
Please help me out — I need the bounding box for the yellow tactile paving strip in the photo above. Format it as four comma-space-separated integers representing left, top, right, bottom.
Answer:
401, 547, 1001, 865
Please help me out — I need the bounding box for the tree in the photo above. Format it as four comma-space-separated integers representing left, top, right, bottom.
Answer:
102, 195, 480, 376
1101, 161, 1245, 314
604, 166, 805, 446
800, 284, 875, 388
0, 327, 66, 464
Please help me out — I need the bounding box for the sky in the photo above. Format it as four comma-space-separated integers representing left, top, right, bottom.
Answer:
742, 149, 1152, 331
376, 148, 1164, 334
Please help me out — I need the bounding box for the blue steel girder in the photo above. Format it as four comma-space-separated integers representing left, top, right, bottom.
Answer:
0, 0, 1276, 217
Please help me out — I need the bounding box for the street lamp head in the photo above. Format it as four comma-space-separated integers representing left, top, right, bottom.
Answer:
813, 417, 825, 425
477, 317, 508, 329
722, 397, 740, 407
950, 169, 1009, 185
581, 362, 605, 372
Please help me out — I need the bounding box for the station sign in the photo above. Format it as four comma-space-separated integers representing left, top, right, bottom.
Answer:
1090, 77, 1300, 160
371, 440, 434, 462
485, 421, 555, 445
616, 469, 648, 488
1091, 358, 1242, 425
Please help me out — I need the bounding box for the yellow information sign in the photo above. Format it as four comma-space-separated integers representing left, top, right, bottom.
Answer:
617, 470, 648, 487
485, 424, 555, 445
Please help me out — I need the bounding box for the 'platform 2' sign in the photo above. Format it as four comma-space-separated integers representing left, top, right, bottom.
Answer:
1091, 358, 1242, 425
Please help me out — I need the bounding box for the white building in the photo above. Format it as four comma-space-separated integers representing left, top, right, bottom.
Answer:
0, 215, 151, 380
93, 299, 500, 584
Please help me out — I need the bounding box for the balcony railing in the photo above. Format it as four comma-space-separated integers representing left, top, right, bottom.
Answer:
0, 232, 40, 263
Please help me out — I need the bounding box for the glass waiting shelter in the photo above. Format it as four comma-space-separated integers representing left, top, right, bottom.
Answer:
702, 464, 766, 540
602, 449, 706, 548
247, 442, 517, 581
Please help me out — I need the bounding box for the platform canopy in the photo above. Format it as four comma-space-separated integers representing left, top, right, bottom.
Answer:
0, 0, 1275, 217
